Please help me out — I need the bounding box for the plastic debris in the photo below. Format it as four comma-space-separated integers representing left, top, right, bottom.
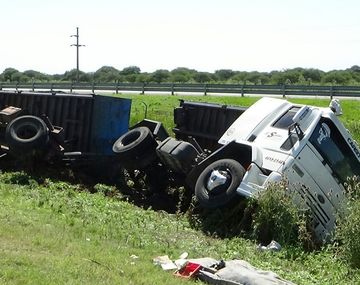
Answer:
152, 253, 295, 284
175, 258, 187, 269
179, 252, 189, 259
174, 251, 189, 269
153, 255, 177, 271
174, 262, 201, 279
257, 240, 282, 252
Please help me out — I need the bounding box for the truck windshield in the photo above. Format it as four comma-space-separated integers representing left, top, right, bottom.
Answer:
309, 118, 360, 184
273, 106, 301, 129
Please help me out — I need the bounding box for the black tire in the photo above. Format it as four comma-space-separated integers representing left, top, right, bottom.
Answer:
156, 138, 199, 174
113, 127, 158, 168
5, 115, 49, 153
195, 159, 245, 208
113, 127, 156, 155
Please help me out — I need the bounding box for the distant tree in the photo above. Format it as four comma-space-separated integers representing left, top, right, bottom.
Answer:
297, 74, 307, 85
120, 66, 141, 76
215, 69, 235, 81
349, 65, 360, 72
269, 71, 286, 85
193, 72, 212, 83
150, 69, 170, 83
117, 74, 126, 82
260, 73, 271, 84
63, 69, 88, 82
8, 71, 31, 83
270, 69, 302, 85
171, 73, 188, 83
283, 69, 302, 84
245, 71, 270, 85
229, 72, 247, 83
85, 72, 95, 82
170, 67, 196, 83
125, 74, 138, 83
94, 66, 120, 82
136, 73, 150, 83
301, 68, 324, 83
350, 71, 360, 84
245, 72, 260, 84
3, 68, 19, 82
322, 71, 352, 85
79, 72, 92, 82
23, 70, 50, 81
52, 74, 64, 81
2, 65, 359, 85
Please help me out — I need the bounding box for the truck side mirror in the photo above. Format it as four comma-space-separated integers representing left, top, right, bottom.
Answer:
329, 99, 343, 116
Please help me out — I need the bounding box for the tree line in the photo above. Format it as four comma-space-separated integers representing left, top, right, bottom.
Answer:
1, 65, 360, 85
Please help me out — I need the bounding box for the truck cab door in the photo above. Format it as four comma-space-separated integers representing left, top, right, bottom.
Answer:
285, 117, 360, 241
285, 144, 342, 241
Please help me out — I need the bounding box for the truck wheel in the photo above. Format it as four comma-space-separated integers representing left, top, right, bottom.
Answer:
5, 115, 49, 153
156, 138, 199, 174
195, 159, 245, 208
113, 126, 158, 167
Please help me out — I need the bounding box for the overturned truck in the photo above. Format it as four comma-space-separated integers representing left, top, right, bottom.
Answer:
0, 90, 131, 169
113, 97, 360, 241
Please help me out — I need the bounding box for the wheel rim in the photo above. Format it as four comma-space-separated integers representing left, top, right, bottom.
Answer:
206, 167, 231, 196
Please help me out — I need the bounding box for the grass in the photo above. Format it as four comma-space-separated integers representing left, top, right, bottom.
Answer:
0, 172, 359, 285
119, 94, 259, 134
0, 176, 193, 285
1, 94, 360, 284
119, 93, 360, 141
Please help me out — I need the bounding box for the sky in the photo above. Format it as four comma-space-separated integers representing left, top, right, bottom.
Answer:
0, 0, 359, 74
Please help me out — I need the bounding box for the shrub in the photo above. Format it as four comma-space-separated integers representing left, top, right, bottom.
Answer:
336, 176, 360, 268
251, 180, 311, 246
187, 180, 314, 247
0, 171, 37, 186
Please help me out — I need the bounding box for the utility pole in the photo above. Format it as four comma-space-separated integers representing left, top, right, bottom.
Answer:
70, 27, 85, 82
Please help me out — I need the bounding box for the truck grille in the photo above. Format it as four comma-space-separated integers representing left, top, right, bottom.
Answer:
299, 185, 330, 228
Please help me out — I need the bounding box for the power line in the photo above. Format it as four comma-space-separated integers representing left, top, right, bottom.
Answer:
70, 27, 85, 82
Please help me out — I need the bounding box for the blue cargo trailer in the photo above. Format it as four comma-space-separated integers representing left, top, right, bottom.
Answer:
0, 90, 131, 157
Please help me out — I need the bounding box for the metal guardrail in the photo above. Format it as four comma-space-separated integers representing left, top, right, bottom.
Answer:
1, 82, 360, 98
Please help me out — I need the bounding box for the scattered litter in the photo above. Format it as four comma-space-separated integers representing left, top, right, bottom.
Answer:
174, 262, 201, 279
153, 255, 177, 271
194, 258, 296, 285
257, 240, 282, 252
174, 258, 187, 269
161, 262, 178, 271
153, 253, 295, 284
179, 252, 188, 259
174, 252, 189, 269
130, 254, 139, 259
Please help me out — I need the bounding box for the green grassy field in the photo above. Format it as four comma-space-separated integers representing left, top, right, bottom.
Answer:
1, 94, 360, 284
0, 172, 359, 285
120, 94, 360, 141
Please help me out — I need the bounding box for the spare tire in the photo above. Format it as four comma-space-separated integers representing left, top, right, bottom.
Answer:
5, 115, 49, 153
113, 127, 158, 168
195, 159, 245, 208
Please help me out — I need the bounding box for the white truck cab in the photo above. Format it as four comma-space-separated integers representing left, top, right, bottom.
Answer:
113, 96, 360, 242
199, 98, 360, 241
